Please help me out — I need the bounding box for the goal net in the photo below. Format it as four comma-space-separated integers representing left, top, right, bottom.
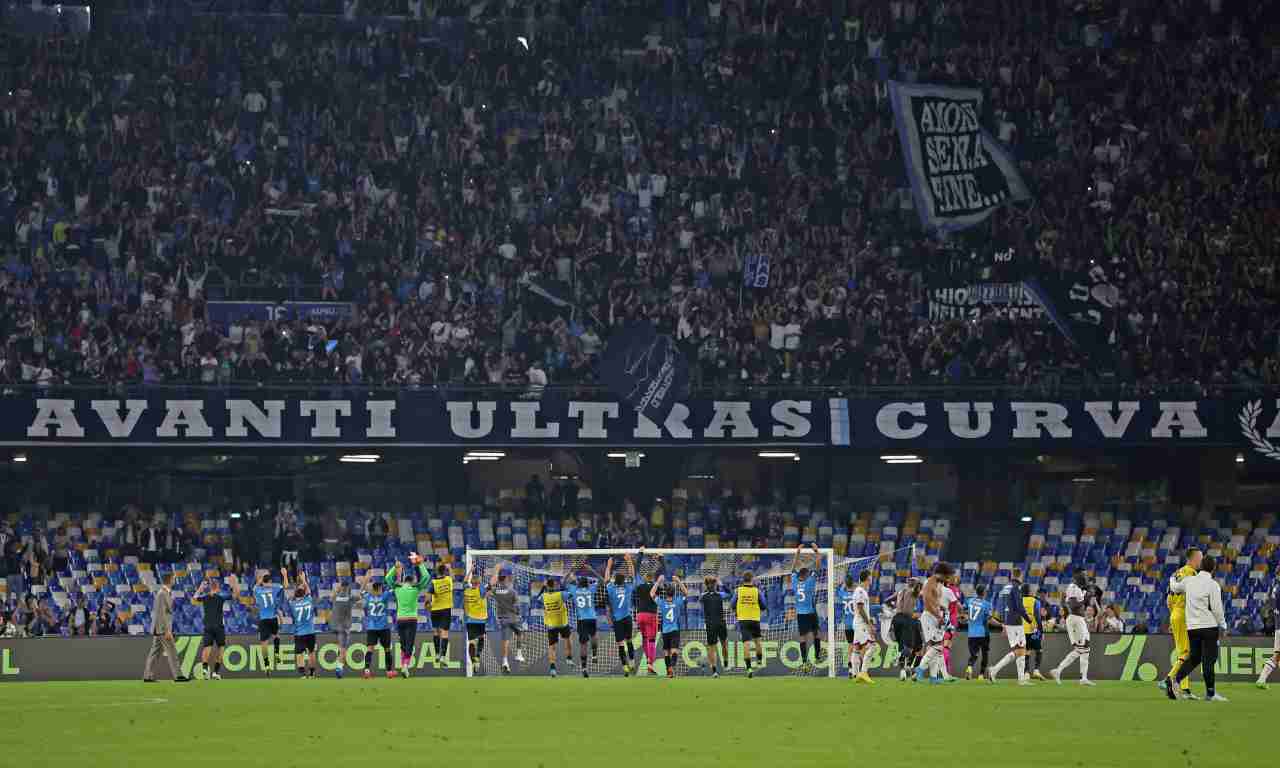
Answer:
464, 547, 916, 678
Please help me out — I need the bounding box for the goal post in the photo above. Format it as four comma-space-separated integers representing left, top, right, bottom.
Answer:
462, 547, 912, 679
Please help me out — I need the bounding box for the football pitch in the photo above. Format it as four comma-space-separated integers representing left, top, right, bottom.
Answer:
1, 677, 1264, 767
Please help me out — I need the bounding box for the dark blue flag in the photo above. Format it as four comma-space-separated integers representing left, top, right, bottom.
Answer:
1022, 263, 1119, 360
598, 322, 690, 425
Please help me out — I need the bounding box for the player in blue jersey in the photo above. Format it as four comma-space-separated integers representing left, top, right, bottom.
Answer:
281, 567, 318, 678
565, 572, 601, 677
963, 584, 998, 680
791, 543, 823, 672
651, 575, 688, 679
356, 571, 395, 679
253, 570, 287, 676
604, 554, 638, 676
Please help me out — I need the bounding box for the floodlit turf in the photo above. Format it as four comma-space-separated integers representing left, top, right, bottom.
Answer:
0, 676, 1264, 767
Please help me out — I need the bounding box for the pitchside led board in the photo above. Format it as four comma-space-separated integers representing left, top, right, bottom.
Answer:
0, 633, 1275, 683
6, 395, 1280, 460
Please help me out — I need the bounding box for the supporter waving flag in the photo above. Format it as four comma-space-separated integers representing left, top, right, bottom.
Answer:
888, 81, 1031, 233
598, 321, 689, 425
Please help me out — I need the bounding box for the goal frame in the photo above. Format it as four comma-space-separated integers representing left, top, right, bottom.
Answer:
464, 547, 836, 678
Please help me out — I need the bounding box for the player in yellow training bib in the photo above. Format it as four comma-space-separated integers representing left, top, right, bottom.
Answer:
430, 564, 455, 663
732, 571, 764, 678
1163, 548, 1202, 695
536, 576, 572, 677
463, 563, 490, 672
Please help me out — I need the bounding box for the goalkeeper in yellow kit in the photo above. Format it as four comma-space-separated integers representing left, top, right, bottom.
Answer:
1160, 547, 1203, 697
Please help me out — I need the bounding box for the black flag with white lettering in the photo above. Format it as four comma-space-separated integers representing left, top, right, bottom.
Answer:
1022, 263, 1120, 360
597, 321, 690, 425
888, 81, 1031, 233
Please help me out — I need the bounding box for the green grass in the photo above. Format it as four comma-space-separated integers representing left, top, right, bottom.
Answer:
0, 677, 1266, 767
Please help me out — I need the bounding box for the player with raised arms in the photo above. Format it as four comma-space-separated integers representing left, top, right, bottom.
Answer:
565, 568, 601, 677
491, 567, 526, 674
193, 573, 241, 680
386, 553, 431, 678
281, 567, 317, 678
1049, 571, 1097, 686
732, 571, 765, 678
331, 578, 355, 679
429, 560, 455, 665
651, 574, 688, 678
632, 549, 662, 675
838, 569, 876, 684
356, 570, 395, 679
791, 543, 823, 672
462, 563, 490, 673
252, 570, 286, 676
700, 576, 730, 678
604, 554, 638, 676
535, 575, 572, 677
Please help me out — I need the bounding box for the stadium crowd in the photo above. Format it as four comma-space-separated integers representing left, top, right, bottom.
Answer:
0, 0, 1275, 394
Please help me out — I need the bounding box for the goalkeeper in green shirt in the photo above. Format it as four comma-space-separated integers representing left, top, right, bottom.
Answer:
385, 552, 432, 678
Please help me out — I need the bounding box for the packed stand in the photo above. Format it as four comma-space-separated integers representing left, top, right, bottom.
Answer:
0, 491, 947, 637
0, 1, 1276, 392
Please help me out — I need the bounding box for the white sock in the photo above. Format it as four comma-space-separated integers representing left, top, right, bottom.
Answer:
918, 647, 935, 674
849, 652, 861, 675
1015, 655, 1026, 681
1259, 659, 1276, 684
990, 651, 1014, 676
1055, 649, 1079, 674
931, 652, 945, 679
1079, 654, 1089, 680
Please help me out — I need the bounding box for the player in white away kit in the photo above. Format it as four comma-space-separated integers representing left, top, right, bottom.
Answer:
837, 570, 877, 684
1257, 566, 1280, 690
915, 562, 954, 684
1050, 572, 1097, 686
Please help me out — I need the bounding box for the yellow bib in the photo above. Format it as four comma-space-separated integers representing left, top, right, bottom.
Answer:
736, 585, 761, 621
